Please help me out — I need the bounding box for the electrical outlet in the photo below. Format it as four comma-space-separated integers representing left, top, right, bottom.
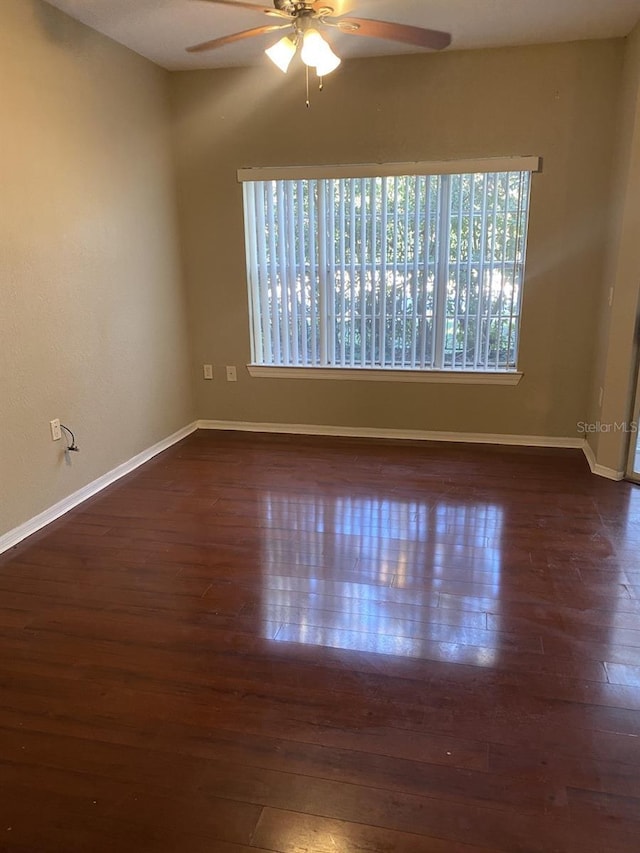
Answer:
226, 366, 237, 382
203, 364, 214, 380
50, 419, 62, 441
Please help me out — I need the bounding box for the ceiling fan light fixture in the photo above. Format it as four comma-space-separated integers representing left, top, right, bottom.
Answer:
265, 35, 297, 73
300, 28, 327, 68
315, 41, 341, 76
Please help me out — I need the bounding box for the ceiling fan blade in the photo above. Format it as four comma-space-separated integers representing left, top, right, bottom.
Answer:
195, 0, 293, 17
337, 18, 451, 51
186, 23, 290, 53
194, 0, 275, 12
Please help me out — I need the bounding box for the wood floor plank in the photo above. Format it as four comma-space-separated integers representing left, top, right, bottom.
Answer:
605, 662, 640, 687
251, 807, 502, 853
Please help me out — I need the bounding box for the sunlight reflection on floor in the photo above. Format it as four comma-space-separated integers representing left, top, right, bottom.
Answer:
260, 493, 503, 664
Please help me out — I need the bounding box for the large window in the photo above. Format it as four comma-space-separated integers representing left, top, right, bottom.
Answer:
241, 160, 535, 374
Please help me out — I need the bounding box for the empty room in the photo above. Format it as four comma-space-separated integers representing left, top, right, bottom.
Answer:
3, 0, 640, 850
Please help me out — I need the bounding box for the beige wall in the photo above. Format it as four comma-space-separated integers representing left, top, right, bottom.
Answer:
0, 0, 194, 537
170, 40, 621, 439
589, 22, 640, 474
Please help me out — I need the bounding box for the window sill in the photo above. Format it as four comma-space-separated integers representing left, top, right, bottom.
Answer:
247, 366, 523, 386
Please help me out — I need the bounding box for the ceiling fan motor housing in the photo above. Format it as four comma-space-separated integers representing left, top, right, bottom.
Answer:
274, 1, 316, 15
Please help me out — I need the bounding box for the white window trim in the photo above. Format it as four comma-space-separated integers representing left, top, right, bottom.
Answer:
242, 159, 537, 376
247, 365, 523, 385
237, 156, 542, 183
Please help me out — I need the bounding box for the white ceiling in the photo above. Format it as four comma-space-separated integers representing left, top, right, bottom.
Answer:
41, 0, 640, 71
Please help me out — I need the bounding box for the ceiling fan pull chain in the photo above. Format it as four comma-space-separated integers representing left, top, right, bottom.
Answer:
306, 63, 310, 107
318, 74, 324, 92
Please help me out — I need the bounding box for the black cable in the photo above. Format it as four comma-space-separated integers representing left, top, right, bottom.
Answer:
60, 424, 79, 452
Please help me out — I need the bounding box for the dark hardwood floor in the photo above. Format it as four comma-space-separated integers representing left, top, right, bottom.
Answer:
1, 429, 639, 852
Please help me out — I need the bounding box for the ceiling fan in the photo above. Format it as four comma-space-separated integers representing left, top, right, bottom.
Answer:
187, 0, 452, 87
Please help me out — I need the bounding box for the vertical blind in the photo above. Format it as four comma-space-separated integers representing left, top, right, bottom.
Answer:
242, 169, 532, 371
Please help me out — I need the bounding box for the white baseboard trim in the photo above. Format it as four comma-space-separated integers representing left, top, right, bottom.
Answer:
582, 441, 625, 481
197, 419, 584, 449
0, 421, 198, 556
